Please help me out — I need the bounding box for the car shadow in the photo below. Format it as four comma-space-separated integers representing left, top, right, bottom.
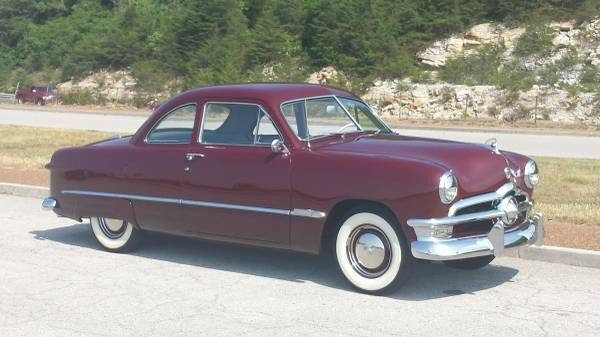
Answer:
30, 222, 519, 301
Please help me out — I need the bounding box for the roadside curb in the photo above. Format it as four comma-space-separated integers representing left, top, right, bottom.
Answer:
0, 182, 48, 199
505, 245, 600, 269
2, 182, 599, 269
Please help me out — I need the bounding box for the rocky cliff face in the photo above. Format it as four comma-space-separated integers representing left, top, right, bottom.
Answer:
57, 71, 137, 102
308, 19, 600, 124
55, 19, 600, 123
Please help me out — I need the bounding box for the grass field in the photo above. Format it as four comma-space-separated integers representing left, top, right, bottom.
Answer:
0, 125, 114, 170
534, 156, 600, 226
0, 125, 598, 249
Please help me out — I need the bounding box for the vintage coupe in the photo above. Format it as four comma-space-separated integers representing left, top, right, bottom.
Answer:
43, 83, 544, 294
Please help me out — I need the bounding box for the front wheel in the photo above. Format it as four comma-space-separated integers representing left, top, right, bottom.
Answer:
443, 255, 495, 270
90, 217, 141, 253
335, 207, 411, 295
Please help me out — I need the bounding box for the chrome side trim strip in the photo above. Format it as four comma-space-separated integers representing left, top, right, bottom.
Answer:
61, 190, 326, 219
290, 208, 326, 219
180, 199, 289, 216
62, 190, 180, 205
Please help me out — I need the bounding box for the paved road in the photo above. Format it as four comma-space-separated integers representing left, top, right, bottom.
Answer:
1, 194, 599, 336
2, 107, 600, 159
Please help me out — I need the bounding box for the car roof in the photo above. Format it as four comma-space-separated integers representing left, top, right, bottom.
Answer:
179, 83, 361, 106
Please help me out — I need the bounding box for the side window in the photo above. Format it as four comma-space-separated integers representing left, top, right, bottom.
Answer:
253, 111, 282, 145
146, 104, 196, 144
281, 101, 308, 139
338, 98, 380, 131
201, 103, 281, 146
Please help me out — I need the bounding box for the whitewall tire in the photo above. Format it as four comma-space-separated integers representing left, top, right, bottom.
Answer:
90, 217, 141, 253
335, 208, 410, 294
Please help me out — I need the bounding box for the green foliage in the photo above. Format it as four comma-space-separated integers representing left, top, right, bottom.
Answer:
131, 60, 172, 93
513, 24, 554, 57
580, 65, 600, 92
440, 87, 454, 104
60, 89, 101, 105
0, 0, 599, 97
487, 105, 500, 118
411, 69, 435, 84
439, 45, 503, 86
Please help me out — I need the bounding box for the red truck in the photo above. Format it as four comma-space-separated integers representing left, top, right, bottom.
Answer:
15, 86, 56, 105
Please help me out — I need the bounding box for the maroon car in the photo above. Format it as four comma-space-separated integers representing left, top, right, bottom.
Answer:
42, 83, 544, 294
16, 85, 55, 105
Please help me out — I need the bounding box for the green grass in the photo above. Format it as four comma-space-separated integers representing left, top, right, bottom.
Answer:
534, 156, 600, 226
0, 125, 114, 170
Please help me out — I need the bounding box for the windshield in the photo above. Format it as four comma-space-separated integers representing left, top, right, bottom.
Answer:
281, 96, 390, 140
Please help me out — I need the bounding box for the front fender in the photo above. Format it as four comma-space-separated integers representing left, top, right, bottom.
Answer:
289, 150, 448, 252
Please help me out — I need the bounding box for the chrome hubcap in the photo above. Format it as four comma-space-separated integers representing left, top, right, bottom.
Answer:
98, 218, 127, 239
346, 225, 391, 278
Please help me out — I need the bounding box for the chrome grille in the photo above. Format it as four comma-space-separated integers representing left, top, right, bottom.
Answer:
451, 183, 532, 236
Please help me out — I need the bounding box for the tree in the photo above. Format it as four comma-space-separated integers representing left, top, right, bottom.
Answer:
247, 5, 295, 67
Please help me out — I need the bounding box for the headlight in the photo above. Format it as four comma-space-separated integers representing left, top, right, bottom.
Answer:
524, 160, 539, 188
439, 171, 458, 204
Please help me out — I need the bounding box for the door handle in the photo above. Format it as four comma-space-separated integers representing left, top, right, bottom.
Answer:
185, 153, 205, 161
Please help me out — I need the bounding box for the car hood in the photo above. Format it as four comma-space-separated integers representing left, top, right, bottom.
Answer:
316, 133, 514, 195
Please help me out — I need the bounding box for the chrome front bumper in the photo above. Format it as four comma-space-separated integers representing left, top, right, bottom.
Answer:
410, 213, 544, 261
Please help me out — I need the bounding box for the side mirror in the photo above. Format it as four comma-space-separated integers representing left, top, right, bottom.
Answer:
271, 139, 289, 155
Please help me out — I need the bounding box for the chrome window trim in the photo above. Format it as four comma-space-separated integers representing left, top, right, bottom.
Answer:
280, 95, 392, 141
254, 110, 283, 146
61, 190, 326, 219
332, 95, 363, 132
198, 101, 285, 147
336, 96, 393, 133
144, 103, 197, 145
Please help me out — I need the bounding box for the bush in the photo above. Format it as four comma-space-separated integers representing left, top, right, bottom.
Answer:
580, 65, 600, 92
439, 86, 454, 104
411, 69, 435, 84
513, 24, 554, 57
487, 105, 500, 118
496, 61, 536, 91
131, 60, 173, 93
59, 89, 105, 105
439, 45, 503, 86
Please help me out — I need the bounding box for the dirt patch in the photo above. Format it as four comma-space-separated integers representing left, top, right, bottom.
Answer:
544, 221, 600, 251
0, 168, 48, 186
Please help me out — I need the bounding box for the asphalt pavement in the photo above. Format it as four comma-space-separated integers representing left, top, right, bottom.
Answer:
1, 107, 600, 158
1, 194, 599, 336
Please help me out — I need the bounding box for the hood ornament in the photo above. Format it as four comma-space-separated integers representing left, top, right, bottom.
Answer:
485, 138, 500, 154
504, 167, 521, 183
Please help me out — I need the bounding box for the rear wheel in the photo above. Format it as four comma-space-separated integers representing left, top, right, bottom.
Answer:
443, 255, 495, 270
90, 217, 141, 253
334, 207, 411, 295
